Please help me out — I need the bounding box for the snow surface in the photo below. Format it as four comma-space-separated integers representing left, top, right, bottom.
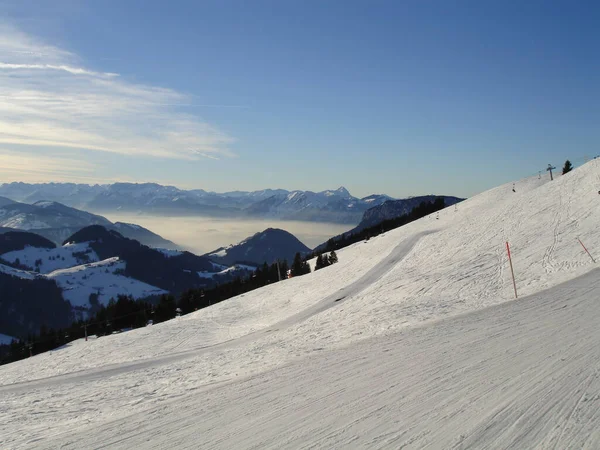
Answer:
0, 256, 166, 308
33, 201, 55, 208
2, 161, 600, 448
0, 334, 16, 345
0, 216, 50, 230
197, 264, 256, 279
46, 258, 167, 308
209, 248, 228, 258
155, 247, 183, 258
1, 242, 99, 274
0, 263, 36, 280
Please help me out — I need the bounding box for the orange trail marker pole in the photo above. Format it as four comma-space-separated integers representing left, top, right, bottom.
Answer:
506, 242, 518, 299
577, 238, 596, 263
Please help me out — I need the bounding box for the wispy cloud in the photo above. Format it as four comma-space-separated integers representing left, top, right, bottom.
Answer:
0, 62, 119, 77
0, 23, 236, 161
0, 149, 161, 185
0, 149, 98, 183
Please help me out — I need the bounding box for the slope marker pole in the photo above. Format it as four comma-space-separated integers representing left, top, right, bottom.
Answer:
506, 242, 518, 299
577, 238, 596, 263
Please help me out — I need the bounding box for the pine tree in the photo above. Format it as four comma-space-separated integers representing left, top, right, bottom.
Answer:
301, 259, 311, 275
315, 254, 324, 271
326, 238, 336, 252
562, 160, 573, 175
328, 250, 338, 265
279, 259, 289, 279
291, 252, 304, 276
154, 294, 176, 323
291, 252, 311, 276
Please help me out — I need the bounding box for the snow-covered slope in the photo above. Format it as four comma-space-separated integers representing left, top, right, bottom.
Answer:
243, 186, 392, 223
0, 256, 166, 309
0, 200, 179, 249
46, 258, 167, 307
197, 264, 256, 279
0, 334, 16, 345
2, 161, 600, 448
1, 242, 99, 274
0, 200, 112, 230
155, 248, 184, 258
353, 194, 463, 231
0, 263, 36, 280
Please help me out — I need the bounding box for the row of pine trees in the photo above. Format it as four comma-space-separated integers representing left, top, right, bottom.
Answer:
315, 251, 338, 270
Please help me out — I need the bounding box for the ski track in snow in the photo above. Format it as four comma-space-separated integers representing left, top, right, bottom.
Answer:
0, 230, 431, 394
5, 270, 600, 449
2, 161, 600, 448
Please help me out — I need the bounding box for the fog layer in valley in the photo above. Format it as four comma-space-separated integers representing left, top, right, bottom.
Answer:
102, 213, 352, 254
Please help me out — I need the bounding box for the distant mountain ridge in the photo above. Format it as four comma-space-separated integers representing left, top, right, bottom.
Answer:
352, 195, 464, 232
206, 228, 311, 266
0, 231, 56, 256
0, 182, 397, 224
0, 198, 178, 249
313, 195, 464, 252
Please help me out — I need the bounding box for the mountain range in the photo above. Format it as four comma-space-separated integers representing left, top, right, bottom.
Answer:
313, 195, 464, 252
0, 225, 259, 338
0, 186, 464, 340
0, 182, 396, 224
350, 195, 464, 232
0, 221, 320, 339
0, 198, 178, 249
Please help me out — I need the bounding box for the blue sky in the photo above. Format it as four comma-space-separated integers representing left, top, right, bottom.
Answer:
0, 0, 597, 198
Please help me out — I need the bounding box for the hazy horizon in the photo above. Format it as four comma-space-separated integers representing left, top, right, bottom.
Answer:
102, 212, 351, 255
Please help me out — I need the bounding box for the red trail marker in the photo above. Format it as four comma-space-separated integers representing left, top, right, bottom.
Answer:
506, 242, 518, 299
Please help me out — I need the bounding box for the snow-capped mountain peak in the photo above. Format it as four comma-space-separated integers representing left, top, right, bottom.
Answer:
0, 182, 401, 225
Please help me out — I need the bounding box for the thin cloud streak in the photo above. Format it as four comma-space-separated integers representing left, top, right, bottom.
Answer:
0, 22, 236, 161
0, 149, 148, 185
0, 62, 119, 77
0, 150, 95, 182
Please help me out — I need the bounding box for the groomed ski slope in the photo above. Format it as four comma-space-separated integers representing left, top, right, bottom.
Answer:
2, 160, 600, 448
26, 269, 600, 449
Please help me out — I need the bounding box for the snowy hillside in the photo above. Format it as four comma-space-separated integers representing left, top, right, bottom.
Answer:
46, 258, 167, 307
0, 334, 16, 345
1, 242, 99, 274
0, 263, 36, 279
197, 264, 256, 279
0, 256, 166, 309
2, 161, 600, 448
0, 200, 111, 230
155, 248, 184, 258
0, 199, 179, 249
